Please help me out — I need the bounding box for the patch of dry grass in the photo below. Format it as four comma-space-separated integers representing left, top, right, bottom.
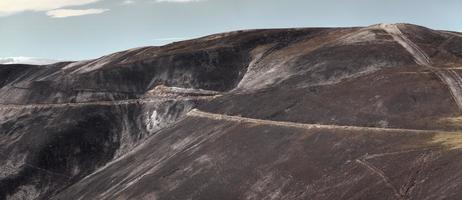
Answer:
437, 116, 462, 129
431, 132, 462, 150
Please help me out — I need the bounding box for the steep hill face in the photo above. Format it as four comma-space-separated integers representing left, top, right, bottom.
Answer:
1, 23, 462, 200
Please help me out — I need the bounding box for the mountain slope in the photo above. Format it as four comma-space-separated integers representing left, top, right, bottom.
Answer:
1, 23, 462, 200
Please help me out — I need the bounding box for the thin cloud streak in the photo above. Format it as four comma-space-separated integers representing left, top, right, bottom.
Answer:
0, 0, 100, 16
46, 9, 109, 18
120, 0, 135, 5
155, 0, 204, 3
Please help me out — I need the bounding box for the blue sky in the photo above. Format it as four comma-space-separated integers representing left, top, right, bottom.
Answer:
0, 0, 461, 61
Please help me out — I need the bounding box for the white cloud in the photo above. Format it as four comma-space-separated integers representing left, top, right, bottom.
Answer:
0, 57, 60, 65
120, 0, 135, 5
46, 9, 109, 18
0, 0, 101, 16
155, 0, 204, 2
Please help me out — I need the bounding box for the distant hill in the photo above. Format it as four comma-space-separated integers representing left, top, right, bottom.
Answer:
0, 57, 59, 65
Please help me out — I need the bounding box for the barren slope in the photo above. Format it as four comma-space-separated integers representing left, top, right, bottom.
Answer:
1, 23, 462, 200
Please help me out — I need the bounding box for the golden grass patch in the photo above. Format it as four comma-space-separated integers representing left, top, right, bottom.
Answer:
431, 132, 462, 150
437, 117, 462, 128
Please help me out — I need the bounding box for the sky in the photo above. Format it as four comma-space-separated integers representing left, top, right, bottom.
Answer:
0, 0, 461, 61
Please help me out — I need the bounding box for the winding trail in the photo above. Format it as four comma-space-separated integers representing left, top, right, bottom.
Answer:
187, 109, 457, 134
380, 24, 462, 110
0, 96, 217, 110
355, 159, 402, 199
434, 70, 462, 109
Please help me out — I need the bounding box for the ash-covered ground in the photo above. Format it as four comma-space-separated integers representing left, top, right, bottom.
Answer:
1, 23, 462, 200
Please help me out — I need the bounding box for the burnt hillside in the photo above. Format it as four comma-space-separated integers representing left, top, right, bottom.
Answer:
1, 23, 462, 200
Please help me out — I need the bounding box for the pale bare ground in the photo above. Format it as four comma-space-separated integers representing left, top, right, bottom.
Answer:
187, 109, 458, 134
380, 23, 462, 110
